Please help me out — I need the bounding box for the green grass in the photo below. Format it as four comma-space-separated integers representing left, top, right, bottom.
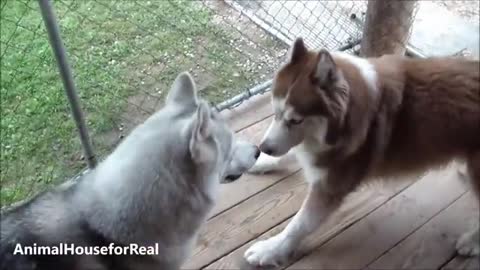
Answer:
0, 0, 279, 205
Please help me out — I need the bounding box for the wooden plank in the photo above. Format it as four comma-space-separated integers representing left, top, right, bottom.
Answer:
184, 171, 307, 269
210, 169, 299, 218
206, 219, 291, 270
205, 180, 416, 270
210, 115, 299, 218
360, 0, 416, 57
368, 191, 478, 269
287, 164, 468, 270
441, 256, 480, 270
220, 93, 272, 132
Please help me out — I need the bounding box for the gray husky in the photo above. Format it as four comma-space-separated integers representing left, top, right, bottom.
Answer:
0, 72, 260, 270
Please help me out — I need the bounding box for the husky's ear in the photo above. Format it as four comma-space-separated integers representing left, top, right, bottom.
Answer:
311, 49, 338, 87
166, 72, 197, 107
288, 37, 308, 64
189, 102, 214, 162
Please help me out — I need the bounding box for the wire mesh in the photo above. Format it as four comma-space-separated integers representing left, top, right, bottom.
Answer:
226, 1, 367, 51
0, 0, 422, 206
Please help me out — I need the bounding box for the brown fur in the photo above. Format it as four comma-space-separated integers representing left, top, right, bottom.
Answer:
273, 40, 480, 203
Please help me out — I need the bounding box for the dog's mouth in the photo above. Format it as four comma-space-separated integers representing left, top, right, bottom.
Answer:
222, 174, 242, 183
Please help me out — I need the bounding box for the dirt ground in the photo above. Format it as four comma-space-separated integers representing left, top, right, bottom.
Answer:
435, 0, 480, 25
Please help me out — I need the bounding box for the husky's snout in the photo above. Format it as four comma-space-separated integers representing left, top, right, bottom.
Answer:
223, 141, 260, 183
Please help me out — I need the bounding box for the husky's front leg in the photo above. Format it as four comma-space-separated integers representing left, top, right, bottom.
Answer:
248, 151, 296, 174
244, 154, 365, 268
244, 182, 339, 267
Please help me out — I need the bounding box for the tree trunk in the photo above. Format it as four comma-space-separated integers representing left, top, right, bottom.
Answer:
360, 0, 417, 57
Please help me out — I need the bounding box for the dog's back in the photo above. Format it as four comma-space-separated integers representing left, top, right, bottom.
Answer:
370, 56, 480, 176
1, 185, 95, 270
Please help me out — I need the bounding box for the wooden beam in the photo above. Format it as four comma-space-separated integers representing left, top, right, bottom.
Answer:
360, 0, 417, 57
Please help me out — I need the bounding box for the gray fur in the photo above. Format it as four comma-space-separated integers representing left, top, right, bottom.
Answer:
0, 72, 260, 270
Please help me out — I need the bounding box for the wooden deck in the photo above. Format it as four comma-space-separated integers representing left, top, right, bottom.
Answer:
184, 94, 480, 270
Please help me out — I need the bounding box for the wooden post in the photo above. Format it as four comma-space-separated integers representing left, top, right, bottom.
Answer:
360, 0, 417, 57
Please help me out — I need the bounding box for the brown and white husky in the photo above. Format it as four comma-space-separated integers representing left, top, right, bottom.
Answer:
244, 38, 480, 267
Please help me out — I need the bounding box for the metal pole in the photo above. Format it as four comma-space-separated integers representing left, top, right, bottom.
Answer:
38, 0, 97, 168
215, 79, 272, 112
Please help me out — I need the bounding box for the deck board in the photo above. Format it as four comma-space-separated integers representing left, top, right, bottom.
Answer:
184, 171, 306, 269
220, 93, 272, 132
368, 191, 478, 270
206, 180, 415, 270
441, 255, 480, 270
287, 165, 468, 270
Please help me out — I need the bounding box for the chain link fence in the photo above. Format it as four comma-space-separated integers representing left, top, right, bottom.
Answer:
1, 0, 421, 206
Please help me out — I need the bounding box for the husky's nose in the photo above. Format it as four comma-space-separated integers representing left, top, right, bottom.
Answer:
259, 142, 274, 156
224, 174, 242, 183
254, 147, 261, 159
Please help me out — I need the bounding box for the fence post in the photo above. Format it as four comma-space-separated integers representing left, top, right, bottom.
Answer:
38, 0, 97, 168
360, 0, 417, 57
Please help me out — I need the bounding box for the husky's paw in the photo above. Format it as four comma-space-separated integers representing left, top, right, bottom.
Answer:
248, 153, 282, 174
244, 235, 293, 267
456, 229, 480, 256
